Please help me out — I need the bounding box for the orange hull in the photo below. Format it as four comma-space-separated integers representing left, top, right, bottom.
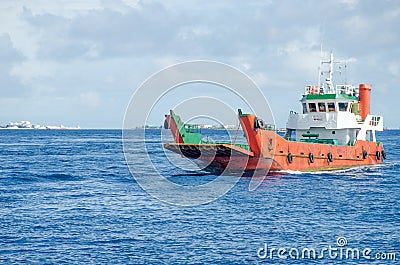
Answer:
163, 113, 384, 175
164, 143, 275, 176
164, 137, 383, 175
239, 113, 384, 173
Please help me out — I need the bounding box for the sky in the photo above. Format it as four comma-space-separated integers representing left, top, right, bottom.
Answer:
0, 0, 399, 128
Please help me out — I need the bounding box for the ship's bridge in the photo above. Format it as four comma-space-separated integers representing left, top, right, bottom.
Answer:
300, 85, 361, 121
285, 52, 383, 146
285, 83, 384, 145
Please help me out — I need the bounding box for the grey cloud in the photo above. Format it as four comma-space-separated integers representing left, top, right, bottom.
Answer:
19, 1, 322, 60
22, 2, 178, 60
5, 0, 400, 127
19, 1, 400, 61
0, 34, 26, 97
0, 34, 25, 62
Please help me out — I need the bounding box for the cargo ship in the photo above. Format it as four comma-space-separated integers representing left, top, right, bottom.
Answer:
164, 53, 386, 175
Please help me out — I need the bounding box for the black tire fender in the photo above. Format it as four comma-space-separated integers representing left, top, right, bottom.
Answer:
376, 150, 381, 160
309, 152, 314, 163
327, 152, 334, 162
287, 153, 293, 164
362, 150, 368, 159
254, 118, 265, 129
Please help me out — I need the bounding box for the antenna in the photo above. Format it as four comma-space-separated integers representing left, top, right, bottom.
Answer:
319, 50, 342, 94
318, 43, 323, 87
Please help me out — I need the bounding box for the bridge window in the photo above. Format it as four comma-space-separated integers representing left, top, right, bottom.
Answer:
318, 102, 326, 112
302, 103, 307, 113
327, 103, 335, 112
338, 102, 348, 112
308, 103, 317, 112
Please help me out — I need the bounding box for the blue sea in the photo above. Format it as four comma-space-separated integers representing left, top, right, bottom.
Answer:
0, 129, 399, 264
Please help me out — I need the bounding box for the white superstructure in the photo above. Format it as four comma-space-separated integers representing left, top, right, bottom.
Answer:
285, 52, 383, 146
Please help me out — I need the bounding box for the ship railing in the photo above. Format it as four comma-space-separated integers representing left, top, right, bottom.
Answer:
183, 123, 202, 133
258, 123, 276, 131
304, 85, 358, 97
304, 85, 320, 95
264, 124, 276, 131
335, 85, 358, 97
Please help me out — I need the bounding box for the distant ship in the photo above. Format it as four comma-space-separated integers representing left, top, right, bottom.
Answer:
164, 53, 386, 175
2, 121, 80, 130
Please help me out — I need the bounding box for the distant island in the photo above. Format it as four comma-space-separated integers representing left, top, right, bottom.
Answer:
0, 121, 80, 130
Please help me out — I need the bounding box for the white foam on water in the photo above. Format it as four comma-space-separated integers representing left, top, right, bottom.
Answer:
274, 162, 397, 176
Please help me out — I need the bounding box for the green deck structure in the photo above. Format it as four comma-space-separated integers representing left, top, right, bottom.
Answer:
169, 110, 251, 151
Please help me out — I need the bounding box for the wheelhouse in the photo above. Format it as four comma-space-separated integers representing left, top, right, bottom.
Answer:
285, 53, 383, 146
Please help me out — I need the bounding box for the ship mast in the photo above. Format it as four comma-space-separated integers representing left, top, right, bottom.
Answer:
329, 52, 334, 91
320, 52, 335, 94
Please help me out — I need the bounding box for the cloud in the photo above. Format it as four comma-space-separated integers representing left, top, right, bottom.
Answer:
0, 34, 24, 62
0, 1, 399, 127
0, 34, 27, 97
20, 2, 178, 60
338, 0, 359, 9
80, 91, 101, 107
388, 62, 400, 78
